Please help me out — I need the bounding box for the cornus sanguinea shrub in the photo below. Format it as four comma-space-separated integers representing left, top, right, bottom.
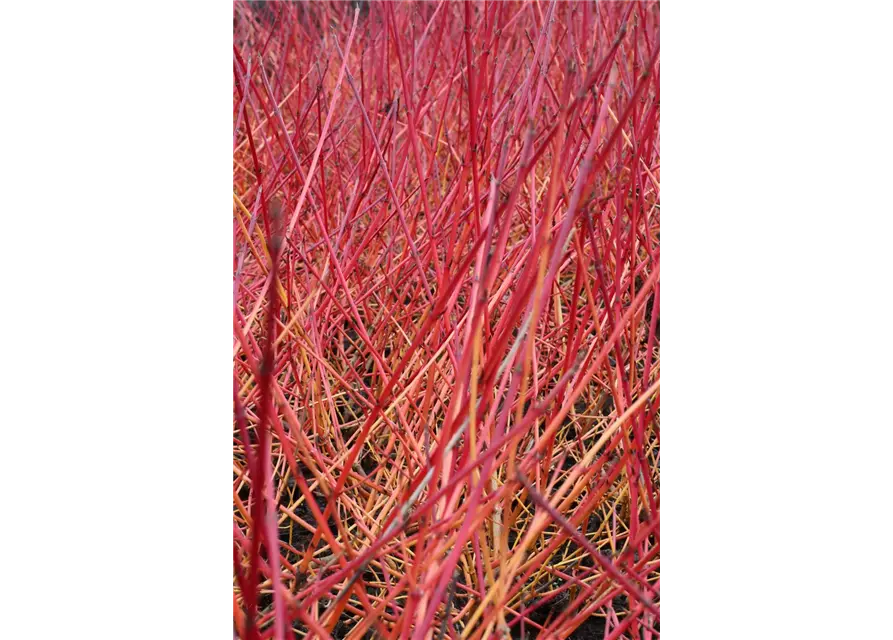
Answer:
233, 1, 659, 638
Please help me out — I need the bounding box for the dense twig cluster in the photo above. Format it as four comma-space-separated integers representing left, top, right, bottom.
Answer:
233, 2, 659, 638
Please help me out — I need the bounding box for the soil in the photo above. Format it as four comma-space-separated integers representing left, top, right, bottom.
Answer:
510, 593, 635, 638
510, 615, 606, 639
569, 616, 607, 639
